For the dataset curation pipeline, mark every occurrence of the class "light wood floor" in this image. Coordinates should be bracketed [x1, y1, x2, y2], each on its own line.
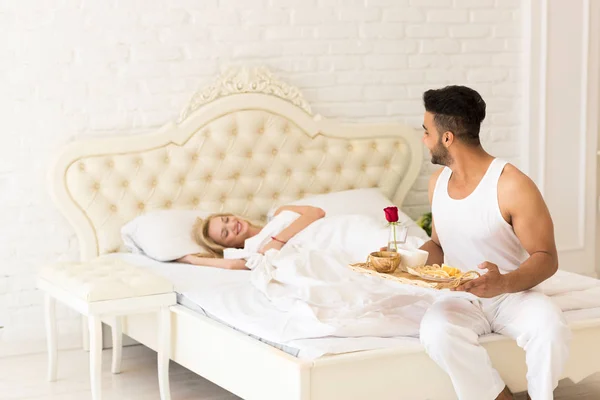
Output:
[1, 345, 599, 400]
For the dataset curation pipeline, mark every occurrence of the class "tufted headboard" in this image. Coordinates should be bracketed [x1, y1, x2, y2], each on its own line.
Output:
[50, 67, 423, 261]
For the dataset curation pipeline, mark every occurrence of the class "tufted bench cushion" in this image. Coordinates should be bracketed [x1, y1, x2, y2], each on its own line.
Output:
[38, 258, 173, 302]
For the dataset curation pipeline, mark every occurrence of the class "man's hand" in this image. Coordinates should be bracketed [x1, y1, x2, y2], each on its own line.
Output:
[452, 262, 508, 298]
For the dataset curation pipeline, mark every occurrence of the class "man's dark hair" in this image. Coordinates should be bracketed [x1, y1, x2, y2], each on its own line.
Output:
[423, 85, 486, 146]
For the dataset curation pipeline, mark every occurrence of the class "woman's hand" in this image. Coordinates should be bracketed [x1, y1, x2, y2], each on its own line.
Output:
[225, 259, 249, 270]
[177, 254, 249, 270]
[259, 239, 284, 255]
[268, 205, 325, 243]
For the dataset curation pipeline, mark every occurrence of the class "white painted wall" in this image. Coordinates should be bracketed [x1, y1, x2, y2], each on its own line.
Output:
[0, 0, 524, 357]
[524, 0, 600, 277]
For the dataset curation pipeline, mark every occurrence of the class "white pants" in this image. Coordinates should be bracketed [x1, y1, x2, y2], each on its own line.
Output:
[420, 291, 571, 400]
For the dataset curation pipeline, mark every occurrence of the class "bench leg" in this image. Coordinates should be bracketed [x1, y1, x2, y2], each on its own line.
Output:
[111, 317, 122, 374]
[82, 316, 90, 351]
[157, 307, 171, 400]
[88, 315, 102, 400]
[44, 294, 57, 382]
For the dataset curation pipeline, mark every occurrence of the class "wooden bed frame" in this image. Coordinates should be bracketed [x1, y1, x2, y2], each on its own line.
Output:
[48, 67, 600, 399]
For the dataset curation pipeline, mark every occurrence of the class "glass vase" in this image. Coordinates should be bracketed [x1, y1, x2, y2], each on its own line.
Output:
[387, 222, 408, 252]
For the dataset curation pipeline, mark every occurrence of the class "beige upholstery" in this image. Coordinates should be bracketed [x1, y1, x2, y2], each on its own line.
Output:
[38, 258, 173, 302]
[50, 67, 423, 260]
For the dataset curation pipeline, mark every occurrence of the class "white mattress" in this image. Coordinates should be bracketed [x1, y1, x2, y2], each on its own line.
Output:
[103, 253, 600, 360]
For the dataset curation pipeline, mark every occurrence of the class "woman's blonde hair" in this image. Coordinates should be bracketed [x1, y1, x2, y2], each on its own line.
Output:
[192, 213, 261, 258]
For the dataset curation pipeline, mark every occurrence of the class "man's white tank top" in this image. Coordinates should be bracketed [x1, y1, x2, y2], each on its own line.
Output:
[432, 158, 528, 273]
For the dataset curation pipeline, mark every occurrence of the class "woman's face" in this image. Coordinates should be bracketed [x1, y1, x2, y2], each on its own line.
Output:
[207, 214, 251, 248]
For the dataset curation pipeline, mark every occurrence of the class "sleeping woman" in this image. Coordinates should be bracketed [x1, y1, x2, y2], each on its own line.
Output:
[177, 205, 326, 270]
[177, 205, 426, 271]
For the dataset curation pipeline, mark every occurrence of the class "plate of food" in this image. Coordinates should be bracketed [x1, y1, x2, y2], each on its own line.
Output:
[406, 264, 478, 283]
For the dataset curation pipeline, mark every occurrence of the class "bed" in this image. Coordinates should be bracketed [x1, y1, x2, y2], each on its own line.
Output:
[48, 66, 600, 400]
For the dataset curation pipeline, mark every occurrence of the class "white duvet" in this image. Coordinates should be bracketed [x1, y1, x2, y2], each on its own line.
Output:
[248, 213, 435, 341]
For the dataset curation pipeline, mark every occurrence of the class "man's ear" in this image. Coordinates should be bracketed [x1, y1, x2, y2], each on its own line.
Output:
[443, 131, 455, 147]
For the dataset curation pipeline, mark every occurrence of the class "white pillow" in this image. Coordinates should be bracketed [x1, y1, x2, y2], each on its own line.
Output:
[267, 188, 429, 240]
[121, 209, 210, 262]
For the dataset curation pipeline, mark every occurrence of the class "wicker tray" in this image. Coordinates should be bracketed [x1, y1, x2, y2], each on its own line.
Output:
[348, 262, 477, 290]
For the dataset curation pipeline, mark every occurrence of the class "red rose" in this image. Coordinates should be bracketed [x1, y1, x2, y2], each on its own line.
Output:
[384, 206, 399, 223]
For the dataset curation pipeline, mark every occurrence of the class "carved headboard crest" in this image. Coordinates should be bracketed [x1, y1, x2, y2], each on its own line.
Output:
[179, 67, 313, 122]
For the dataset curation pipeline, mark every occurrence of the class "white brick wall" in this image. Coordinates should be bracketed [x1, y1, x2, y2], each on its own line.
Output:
[0, 0, 523, 357]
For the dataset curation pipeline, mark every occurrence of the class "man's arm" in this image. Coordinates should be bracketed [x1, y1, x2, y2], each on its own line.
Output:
[455, 165, 558, 297]
[420, 168, 445, 265]
[421, 221, 444, 265]
[500, 166, 558, 292]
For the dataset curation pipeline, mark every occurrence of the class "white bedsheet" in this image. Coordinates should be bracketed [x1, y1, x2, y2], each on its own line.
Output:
[102, 252, 600, 359]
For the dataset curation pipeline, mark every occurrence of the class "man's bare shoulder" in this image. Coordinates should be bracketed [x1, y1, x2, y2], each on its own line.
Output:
[499, 163, 541, 199]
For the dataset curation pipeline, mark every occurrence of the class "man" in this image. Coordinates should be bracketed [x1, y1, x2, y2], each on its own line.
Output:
[417, 86, 570, 400]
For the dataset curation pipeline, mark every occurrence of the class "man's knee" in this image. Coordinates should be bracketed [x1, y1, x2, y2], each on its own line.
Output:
[420, 312, 454, 356]
[521, 298, 571, 345]
[420, 303, 467, 353]
[537, 311, 570, 344]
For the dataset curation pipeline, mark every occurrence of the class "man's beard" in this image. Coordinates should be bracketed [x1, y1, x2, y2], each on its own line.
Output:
[430, 141, 452, 166]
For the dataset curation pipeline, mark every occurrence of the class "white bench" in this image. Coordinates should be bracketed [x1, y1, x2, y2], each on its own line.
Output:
[37, 258, 176, 400]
